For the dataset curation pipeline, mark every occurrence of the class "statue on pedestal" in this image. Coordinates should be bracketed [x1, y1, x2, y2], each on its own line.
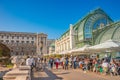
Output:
[11, 56, 19, 68]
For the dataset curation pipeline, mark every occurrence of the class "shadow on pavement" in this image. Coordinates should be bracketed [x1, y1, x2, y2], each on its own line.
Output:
[33, 68, 63, 80]
[55, 72, 70, 75]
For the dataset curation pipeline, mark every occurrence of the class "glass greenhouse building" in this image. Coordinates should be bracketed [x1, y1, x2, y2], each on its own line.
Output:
[55, 8, 120, 58]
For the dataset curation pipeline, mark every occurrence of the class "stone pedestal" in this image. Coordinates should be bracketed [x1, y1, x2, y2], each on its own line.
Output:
[19, 66, 31, 71]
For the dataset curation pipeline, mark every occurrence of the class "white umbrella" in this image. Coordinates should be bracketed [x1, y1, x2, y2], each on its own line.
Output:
[89, 39, 120, 52]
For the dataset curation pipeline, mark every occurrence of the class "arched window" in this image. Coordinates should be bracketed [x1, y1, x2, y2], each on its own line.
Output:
[84, 13, 109, 40]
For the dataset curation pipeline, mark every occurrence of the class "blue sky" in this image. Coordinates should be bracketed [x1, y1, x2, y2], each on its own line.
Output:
[0, 0, 120, 39]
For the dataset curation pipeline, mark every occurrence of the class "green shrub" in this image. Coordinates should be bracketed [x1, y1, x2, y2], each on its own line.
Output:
[7, 64, 13, 68]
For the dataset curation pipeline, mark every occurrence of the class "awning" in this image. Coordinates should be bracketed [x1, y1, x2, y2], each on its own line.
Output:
[71, 45, 90, 54]
[89, 39, 120, 52]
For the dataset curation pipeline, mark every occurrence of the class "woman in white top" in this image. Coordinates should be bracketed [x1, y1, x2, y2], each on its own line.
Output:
[102, 60, 109, 75]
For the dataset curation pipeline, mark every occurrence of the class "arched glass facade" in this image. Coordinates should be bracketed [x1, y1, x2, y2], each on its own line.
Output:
[84, 13, 111, 40]
[93, 18, 107, 29]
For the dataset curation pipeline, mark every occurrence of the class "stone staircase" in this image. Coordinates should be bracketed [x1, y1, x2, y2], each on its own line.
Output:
[3, 66, 31, 80]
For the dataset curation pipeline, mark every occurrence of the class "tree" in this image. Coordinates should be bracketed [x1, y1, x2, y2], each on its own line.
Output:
[0, 43, 10, 65]
[0, 43, 10, 57]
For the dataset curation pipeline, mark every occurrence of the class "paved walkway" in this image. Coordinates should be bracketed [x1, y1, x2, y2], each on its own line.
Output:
[0, 67, 11, 78]
[32, 68, 120, 80]
[32, 69, 63, 80]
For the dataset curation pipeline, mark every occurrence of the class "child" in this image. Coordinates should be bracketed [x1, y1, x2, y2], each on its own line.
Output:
[99, 66, 103, 74]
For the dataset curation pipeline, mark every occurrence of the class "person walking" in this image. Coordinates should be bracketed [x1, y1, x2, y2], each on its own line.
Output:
[73, 56, 77, 69]
[69, 56, 73, 68]
[55, 58, 59, 69]
[60, 57, 65, 69]
[102, 59, 109, 75]
[26, 56, 32, 66]
[49, 58, 54, 69]
[65, 57, 69, 70]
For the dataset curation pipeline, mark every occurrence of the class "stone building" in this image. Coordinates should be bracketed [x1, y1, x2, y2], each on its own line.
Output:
[0, 31, 47, 56]
[55, 8, 120, 57]
[47, 39, 55, 54]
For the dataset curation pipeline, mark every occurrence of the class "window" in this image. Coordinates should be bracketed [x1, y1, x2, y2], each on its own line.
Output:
[22, 41, 24, 43]
[1, 35, 4, 38]
[12, 36, 14, 39]
[7, 36, 9, 39]
[17, 36, 19, 39]
[27, 37, 29, 39]
[22, 36, 24, 39]
[0, 40, 3, 42]
[6, 40, 9, 43]
[26, 41, 29, 43]
[11, 40, 14, 43]
[16, 41, 19, 43]
[93, 18, 107, 30]
[32, 37, 34, 40]
[31, 41, 34, 44]
[84, 14, 108, 40]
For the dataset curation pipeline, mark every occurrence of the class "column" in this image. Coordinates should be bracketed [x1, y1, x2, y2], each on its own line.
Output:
[66, 41, 68, 50]
[69, 24, 75, 49]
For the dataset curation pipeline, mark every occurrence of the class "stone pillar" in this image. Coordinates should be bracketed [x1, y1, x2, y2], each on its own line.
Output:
[59, 44, 60, 53]
[42, 37, 47, 54]
[69, 24, 75, 49]
[61, 44, 63, 51]
[61, 44, 62, 52]
[65, 42, 67, 50]
[64, 42, 66, 50]
[36, 33, 39, 55]
[55, 41, 57, 53]
[63, 42, 65, 51]
[66, 42, 68, 50]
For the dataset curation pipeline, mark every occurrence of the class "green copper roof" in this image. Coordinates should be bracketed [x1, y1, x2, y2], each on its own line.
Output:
[49, 43, 55, 47]
[73, 8, 113, 30]
[60, 29, 69, 39]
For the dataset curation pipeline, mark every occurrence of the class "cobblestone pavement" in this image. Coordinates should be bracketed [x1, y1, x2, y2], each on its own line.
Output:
[32, 67, 120, 80]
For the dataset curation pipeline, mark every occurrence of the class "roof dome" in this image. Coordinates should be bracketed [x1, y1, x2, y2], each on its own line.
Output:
[49, 43, 55, 48]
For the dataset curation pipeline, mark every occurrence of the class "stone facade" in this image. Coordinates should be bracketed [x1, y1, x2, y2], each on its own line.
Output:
[0, 31, 47, 56]
[55, 25, 71, 54]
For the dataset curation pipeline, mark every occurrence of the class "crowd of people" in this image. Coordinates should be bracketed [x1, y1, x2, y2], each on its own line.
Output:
[24, 55, 120, 76]
[47, 56, 120, 76]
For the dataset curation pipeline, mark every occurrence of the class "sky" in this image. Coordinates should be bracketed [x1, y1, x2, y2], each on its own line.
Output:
[0, 0, 120, 39]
